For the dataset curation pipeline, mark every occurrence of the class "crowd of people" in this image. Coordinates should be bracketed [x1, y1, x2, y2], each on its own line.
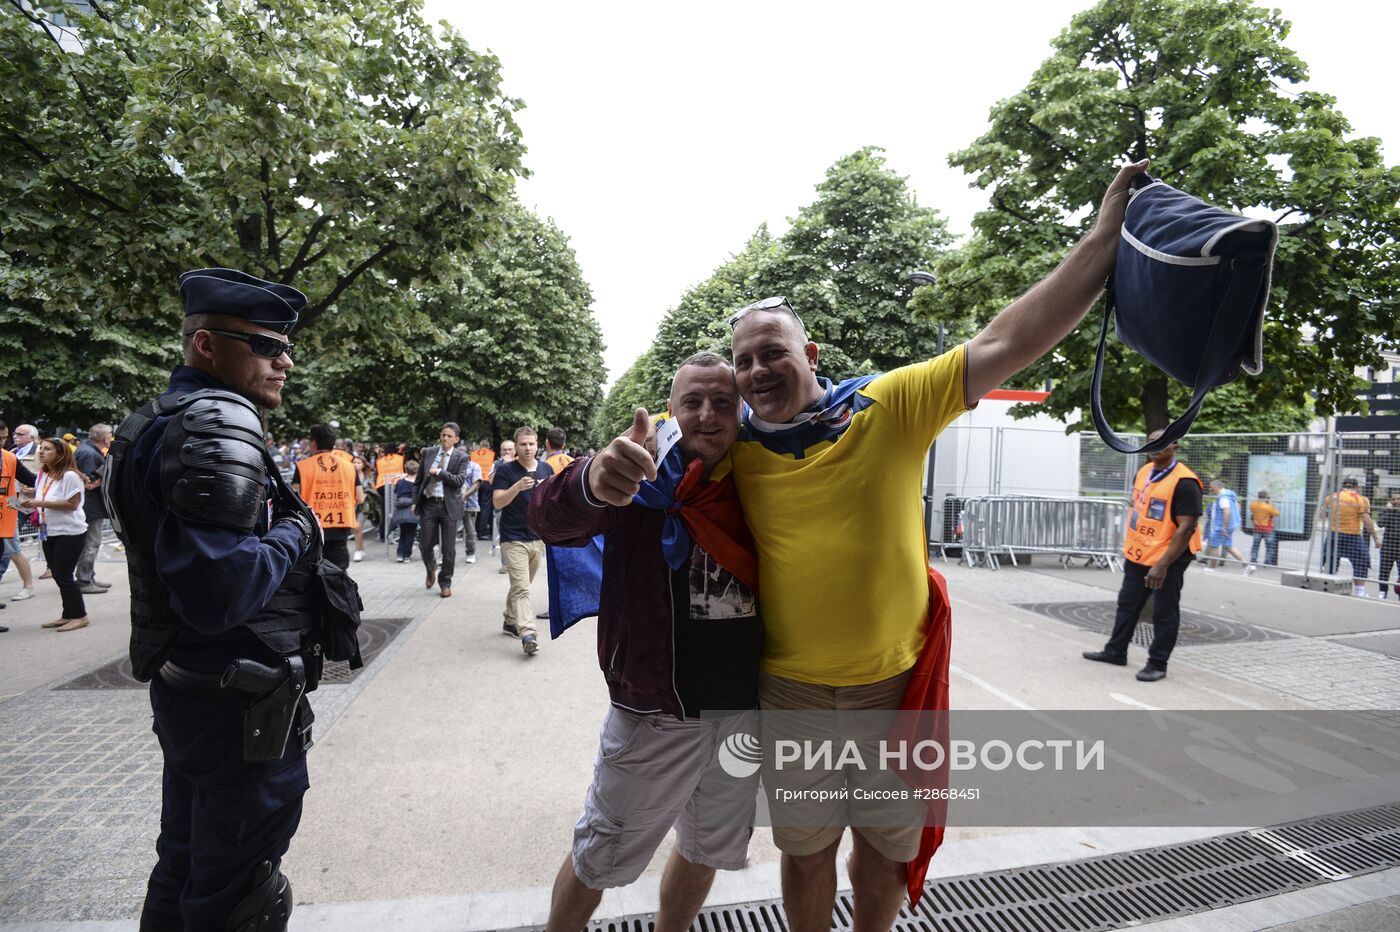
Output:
[0, 411, 597, 637]
[0, 420, 114, 633]
[3, 161, 1395, 932]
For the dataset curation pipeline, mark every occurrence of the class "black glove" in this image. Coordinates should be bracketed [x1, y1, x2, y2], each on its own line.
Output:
[271, 499, 317, 553]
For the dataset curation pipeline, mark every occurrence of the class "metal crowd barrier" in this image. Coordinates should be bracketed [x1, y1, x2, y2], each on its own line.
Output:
[959, 495, 1130, 571]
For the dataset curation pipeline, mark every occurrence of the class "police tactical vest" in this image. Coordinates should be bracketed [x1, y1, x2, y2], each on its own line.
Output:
[106, 388, 318, 681]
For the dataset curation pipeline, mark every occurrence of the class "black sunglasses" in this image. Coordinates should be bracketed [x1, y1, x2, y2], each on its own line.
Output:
[186, 328, 293, 359]
[728, 295, 806, 332]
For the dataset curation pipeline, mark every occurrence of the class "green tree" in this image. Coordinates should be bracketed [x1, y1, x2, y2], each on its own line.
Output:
[0, 0, 525, 428]
[933, 0, 1399, 435]
[272, 205, 605, 447]
[596, 349, 664, 442]
[604, 147, 958, 427]
[774, 148, 957, 376]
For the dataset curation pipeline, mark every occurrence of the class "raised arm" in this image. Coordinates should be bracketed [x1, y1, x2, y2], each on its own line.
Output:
[965, 159, 1148, 403]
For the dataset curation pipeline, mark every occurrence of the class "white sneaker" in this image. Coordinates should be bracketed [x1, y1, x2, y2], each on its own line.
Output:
[1243, 565, 1257, 576]
[1202, 568, 1216, 574]
[1353, 587, 1368, 598]
[465, 554, 476, 564]
[10, 588, 33, 601]
[352, 550, 364, 563]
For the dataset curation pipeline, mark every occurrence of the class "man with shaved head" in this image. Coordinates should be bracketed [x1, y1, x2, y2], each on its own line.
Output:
[591, 159, 1150, 928]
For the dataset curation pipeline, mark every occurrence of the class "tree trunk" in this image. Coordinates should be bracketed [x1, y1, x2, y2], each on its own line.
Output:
[439, 397, 462, 431]
[1141, 377, 1170, 435]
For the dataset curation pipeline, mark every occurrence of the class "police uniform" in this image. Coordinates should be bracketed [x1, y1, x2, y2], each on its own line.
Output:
[105, 269, 322, 932]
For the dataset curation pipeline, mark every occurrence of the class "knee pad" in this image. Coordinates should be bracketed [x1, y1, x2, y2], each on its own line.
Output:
[227, 860, 293, 932]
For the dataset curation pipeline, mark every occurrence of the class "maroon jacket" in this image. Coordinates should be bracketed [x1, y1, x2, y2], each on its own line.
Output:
[528, 457, 698, 718]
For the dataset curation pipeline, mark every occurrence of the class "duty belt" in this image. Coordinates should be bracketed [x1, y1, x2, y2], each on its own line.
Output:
[158, 657, 313, 763]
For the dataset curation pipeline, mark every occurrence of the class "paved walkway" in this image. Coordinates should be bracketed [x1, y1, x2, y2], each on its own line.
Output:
[1, 541, 1397, 929]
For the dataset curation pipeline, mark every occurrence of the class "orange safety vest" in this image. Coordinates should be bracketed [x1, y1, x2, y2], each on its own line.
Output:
[0, 449, 17, 538]
[544, 451, 575, 475]
[470, 447, 496, 481]
[296, 451, 358, 529]
[1124, 460, 1203, 567]
[375, 453, 404, 489]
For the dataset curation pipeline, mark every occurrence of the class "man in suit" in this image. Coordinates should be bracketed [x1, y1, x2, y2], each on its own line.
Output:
[413, 421, 471, 598]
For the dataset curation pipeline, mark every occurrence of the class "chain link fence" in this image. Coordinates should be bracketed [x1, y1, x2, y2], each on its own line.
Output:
[929, 427, 1400, 587]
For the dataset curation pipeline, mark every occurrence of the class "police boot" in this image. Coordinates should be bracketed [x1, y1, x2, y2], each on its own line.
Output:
[227, 859, 293, 932]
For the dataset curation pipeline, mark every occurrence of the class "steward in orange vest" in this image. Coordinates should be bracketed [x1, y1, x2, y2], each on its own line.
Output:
[0, 447, 32, 541]
[374, 452, 404, 490]
[469, 442, 495, 483]
[293, 424, 361, 570]
[1123, 460, 1203, 568]
[542, 427, 574, 475]
[1083, 432, 1203, 682]
[0, 448, 41, 619]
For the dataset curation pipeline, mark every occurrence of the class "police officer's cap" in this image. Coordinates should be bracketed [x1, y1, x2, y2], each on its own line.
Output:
[179, 268, 307, 336]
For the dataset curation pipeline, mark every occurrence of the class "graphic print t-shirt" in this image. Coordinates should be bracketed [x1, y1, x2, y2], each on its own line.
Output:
[673, 544, 761, 717]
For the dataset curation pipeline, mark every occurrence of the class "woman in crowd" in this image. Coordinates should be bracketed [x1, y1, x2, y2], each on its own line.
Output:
[390, 460, 420, 562]
[20, 438, 90, 631]
[350, 452, 371, 562]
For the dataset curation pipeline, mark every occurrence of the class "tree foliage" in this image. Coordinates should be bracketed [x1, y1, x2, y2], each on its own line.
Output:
[0, 0, 528, 430]
[930, 0, 1399, 435]
[273, 205, 605, 448]
[600, 148, 957, 438]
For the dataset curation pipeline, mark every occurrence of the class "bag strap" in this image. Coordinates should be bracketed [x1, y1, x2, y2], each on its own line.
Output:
[1091, 254, 1266, 454]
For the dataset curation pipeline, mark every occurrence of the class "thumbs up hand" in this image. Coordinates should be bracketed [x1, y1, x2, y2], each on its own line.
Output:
[588, 407, 660, 507]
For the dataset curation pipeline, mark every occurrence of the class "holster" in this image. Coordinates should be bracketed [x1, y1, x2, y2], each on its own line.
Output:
[223, 656, 310, 763]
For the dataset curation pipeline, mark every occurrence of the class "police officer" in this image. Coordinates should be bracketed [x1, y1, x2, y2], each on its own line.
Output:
[105, 268, 322, 932]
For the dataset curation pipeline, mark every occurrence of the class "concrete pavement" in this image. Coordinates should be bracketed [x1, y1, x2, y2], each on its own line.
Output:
[1, 539, 1397, 930]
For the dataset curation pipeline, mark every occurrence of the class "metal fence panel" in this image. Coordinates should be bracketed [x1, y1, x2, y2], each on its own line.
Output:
[960, 496, 1130, 570]
[936, 428, 1400, 590]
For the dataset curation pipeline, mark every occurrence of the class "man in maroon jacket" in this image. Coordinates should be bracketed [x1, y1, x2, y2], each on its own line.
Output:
[530, 352, 761, 932]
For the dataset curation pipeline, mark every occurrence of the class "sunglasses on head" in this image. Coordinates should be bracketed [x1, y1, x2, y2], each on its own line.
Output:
[186, 328, 293, 359]
[728, 295, 806, 331]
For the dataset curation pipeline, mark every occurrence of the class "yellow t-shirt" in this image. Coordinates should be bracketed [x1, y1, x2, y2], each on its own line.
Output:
[1249, 500, 1280, 531]
[1329, 490, 1369, 534]
[731, 345, 969, 686]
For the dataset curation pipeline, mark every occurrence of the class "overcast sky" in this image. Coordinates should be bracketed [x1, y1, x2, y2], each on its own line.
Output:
[422, 0, 1398, 387]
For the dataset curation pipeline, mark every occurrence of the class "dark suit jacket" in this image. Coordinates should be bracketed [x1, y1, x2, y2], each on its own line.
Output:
[413, 445, 470, 518]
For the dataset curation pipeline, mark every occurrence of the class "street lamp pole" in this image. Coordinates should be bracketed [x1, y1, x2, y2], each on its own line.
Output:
[907, 271, 945, 549]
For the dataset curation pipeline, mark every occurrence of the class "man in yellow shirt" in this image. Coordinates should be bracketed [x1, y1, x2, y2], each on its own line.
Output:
[589, 159, 1149, 930]
[1324, 477, 1380, 597]
[1245, 490, 1281, 572]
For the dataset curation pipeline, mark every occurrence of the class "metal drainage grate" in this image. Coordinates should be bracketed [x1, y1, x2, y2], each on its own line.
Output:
[54, 617, 410, 689]
[542, 803, 1400, 932]
[1014, 601, 1286, 647]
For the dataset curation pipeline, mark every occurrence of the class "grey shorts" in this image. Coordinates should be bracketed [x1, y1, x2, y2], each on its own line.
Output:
[572, 707, 759, 890]
[1, 537, 19, 558]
